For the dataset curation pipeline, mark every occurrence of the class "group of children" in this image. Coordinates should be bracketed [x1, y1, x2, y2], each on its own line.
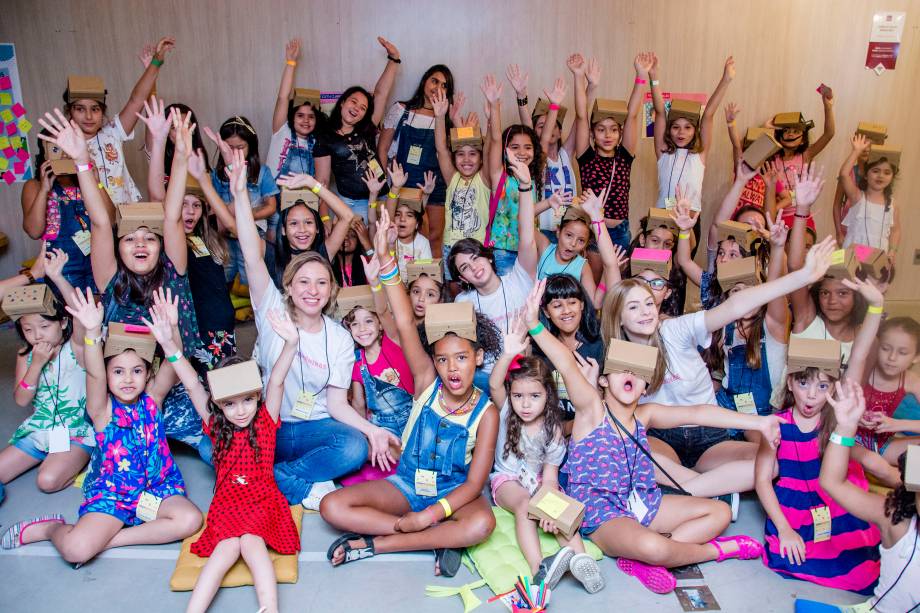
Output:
[0, 34, 917, 613]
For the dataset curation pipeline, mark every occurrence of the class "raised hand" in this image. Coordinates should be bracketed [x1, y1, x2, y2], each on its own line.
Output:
[850, 134, 871, 154]
[841, 277, 884, 309]
[142, 297, 176, 349]
[29, 242, 48, 280]
[377, 36, 400, 61]
[480, 74, 503, 105]
[801, 236, 836, 284]
[138, 43, 156, 68]
[449, 91, 466, 123]
[362, 167, 387, 194]
[523, 278, 547, 329]
[37, 109, 89, 163]
[203, 126, 232, 165]
[825, 379, 866, 433]
[373, 208, 393, 257]
[724, 102, 740, 124]
[736, 158, 760, 182]
[669, 197, 698, 232]
[430, 89, 450, 118]
[505, 64, 529, 96]
[544, 77, 566, 106]
[574, 352, 600, 387]
[503, 315, 531, 357]
[388, 160, 407, 189]
[611, 243, 629, 270]
[187, 148, 207, 180]
[277, 172, 318, 191]
[762, 160, 780, 187]
[43, 247, 69, 281]
[765, 210, 789, 247]
[152, 286, 179, 328]
[226, 148, 249, 195]
[171, 110, 196, 159]
[352, 217, 373, 250]
[418, 170, 437, 196]
[136, 96, 174, 143]
[267, 308, 299, 344]
[566, 53, 586, 76]
[285, 38, 302, 62]
[153, 37, 176, 63]
[722, 56, 736, 82]
[789, 163, 826, 208]
[585, 57, 601, 87]
[65, 287, 103, 331]
[634, 52, 654, 77]
[648, 52, 659, 78]
[361, 254, 381, 285]
[580, 188, 605, 221]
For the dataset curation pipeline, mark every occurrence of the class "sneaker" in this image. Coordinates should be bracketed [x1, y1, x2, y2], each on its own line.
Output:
[569, 552, 605, 593]
[713, 492, 740, 522]
[302, 480, 337, 511]
[532, 546, 575, 590]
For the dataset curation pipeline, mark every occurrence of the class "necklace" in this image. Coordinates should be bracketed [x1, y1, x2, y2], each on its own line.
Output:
[437, 386, 478, 417]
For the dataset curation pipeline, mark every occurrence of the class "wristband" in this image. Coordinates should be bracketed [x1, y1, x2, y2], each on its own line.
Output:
[528, 322, 545, 336]
[83, 335, 102, 346]
[548, 103, 560, 111]
[370, 283, 382, 293]
[727, 120, 736, 127]
[829, 432, 855, 447]
[516, 96, 529, 107]
[150, 58, 163, 68]
[18, 379, 36, 391]
[387, 55, 401, 64]
[285, 60, 297, 67]
[381, 276, 403, 286]
[369, 200, 378, 209]
[387, 191, 399, 200]
[867, 305, 884, 315]
[794, 213, 809, 219]
[21, 269, 35, 284]
[226, 163, 233, 172]
[678, 232, 690, 240]
[365, 248, 375, 257]
[165, 350, 183, 364]
[598, 282, 607, 293]
[310, 183, 322, 194]
[320, 215, 331, 222]
[517, 184, 532, 193]
[635, 77, 647, 85]
[76, 162, 93, 173]
[97, 182, 105, 190]
[437, 498, 452, 518]
[651, 79, 660, 87]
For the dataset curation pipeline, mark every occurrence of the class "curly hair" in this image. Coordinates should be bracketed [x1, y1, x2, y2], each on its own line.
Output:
[857, 157, 899, 209]
[502, 357, 563, 461]
[416, 312, 502, 364]
[206, 355, 263, 473]
[885, 451, 918, 525]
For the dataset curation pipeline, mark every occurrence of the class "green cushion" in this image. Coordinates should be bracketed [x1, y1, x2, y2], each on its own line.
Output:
[464, 506, 603, 596]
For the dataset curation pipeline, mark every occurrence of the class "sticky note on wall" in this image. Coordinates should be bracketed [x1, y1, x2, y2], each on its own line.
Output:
[0, 109, 13, 123]
[0, 93, 10, 105]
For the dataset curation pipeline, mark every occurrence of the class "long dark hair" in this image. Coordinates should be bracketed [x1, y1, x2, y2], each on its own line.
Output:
[326, 86, 377, 143]
[502, 357, 563, 461]
[215, 116, 260, 185]
[810, 278, 868, 329]
[206, 355, 262, 470]
[274, 203, 327, 274]
[885, 451, 918, 525]
[857, 157, 898, 209]
[112, 229, 167, 310]
[702, 304, 768, 374]
[538, 274, 600, 344]
[447, 238, 496, 292]
[165, 104, 210, 172]
[501, 125, 544, 196]
[332, 233, 368, 287]
[401, 65, 455, 111]
[15, 300, 74, 356]
[287, 100, 327, 137]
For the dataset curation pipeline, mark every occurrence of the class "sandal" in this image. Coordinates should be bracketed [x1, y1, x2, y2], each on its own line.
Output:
[1, 514, 64, 550]
[616, 557, 676, 594]
[326, 532, 376, 565]
[709, 534, 764, 562]
[435, 547, 464, 578]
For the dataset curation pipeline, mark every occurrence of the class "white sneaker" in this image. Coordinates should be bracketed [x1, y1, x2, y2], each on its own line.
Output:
[569, 553, 605, 593]
[301, 480, 337, 511]
[713, 492, 740, 522]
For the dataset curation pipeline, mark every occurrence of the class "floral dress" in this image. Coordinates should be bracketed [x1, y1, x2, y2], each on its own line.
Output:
[80, 393, 186, 525]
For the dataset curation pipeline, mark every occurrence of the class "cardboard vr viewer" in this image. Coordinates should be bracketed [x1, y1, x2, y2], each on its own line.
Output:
[527, 486, 585, 540]
[826, 248, 858, 281]
[43, 141, 77, 176]
[280, 187, 319, 212]
[630, 247, 671, 279]
[2, 284, 58, 321]
[397, 188, 424, 213]
[856, 121, 887, 145]
[717, 256, 761, 288]
[450, 126, 483, 151]
[104, 322, 157, 363]
[717, 220, 759, 253]
[786, 337, 842, 377]
[668, 99, 702, 124]
[406, 258, 442, 284]
[647, 207, 679, 235]
[66, 75, 106, 103]
[425, 302, 476, 344]
[867, 145, 901, 170]
[603, 339, 659, 383]
[207, 360, 264, 403]
[291, 87, 321, 110]
[116, 202, 165, 237]
[591, 98, 628, 126]
[742, 132, 781, 171]
[334, 285, 375, 320]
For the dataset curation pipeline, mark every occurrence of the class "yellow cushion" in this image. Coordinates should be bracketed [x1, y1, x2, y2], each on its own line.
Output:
[169, 506, 303, 591]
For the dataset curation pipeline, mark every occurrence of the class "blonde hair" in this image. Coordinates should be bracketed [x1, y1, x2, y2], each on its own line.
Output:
[281, 251, 339, 317]
[600, 279, 669, 393]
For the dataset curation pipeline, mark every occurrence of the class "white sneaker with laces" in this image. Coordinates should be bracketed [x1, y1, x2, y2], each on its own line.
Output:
[302, 480, 337, 511]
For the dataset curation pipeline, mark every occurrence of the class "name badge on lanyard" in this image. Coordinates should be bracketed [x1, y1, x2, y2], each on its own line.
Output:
[414, 468, 438, 497]
[48, 425, 71, 453]
[734, 393, 758, 415]
[72, 230, 92, 256]
[291, 390, 315, 421]
[628, 490, 649, 523]
[407, 145, 423, 166]
[811, 505, 832, 542]
[136, 491, 163, 523]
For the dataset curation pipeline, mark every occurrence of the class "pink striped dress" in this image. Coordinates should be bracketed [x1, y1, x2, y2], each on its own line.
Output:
[763, 410, 881, 595]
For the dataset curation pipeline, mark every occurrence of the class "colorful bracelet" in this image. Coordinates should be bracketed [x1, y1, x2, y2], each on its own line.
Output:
[286, 60, 297, 67]
[83, 335, 102, 346]
[150, 58, 164, 68]
[97, 182, 105, 190]
[678, 232, 690, 240]
[310, 183, 322, 194]
[635, 77, 647, 85]
[369, 200, 378, 209]
[320, 215, 331, 222]
[597, 282, 607, 293]
[18, 379, 35, 391]
[516, 96, 529, 107]
[528, 322, 545, 336]
[548, 103, 560, 111]
[381, 276, 403, 286]
[166, 351, 183, 363]
[379, 266, 401, 282]
[387, 55, 401, 64]
[370, 283, 382, 293]
[867, 305, 884, 315]
[76, 162, 93, 173]
[829, 432, 855, 447]
[517, 184, 532, 193]
[387, 191, 399, 200]
[437, 498, 452, 518]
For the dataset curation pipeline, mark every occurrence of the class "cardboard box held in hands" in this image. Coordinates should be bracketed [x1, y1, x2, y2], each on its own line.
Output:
[450, 126, 483, 151]
[66, 75, 106, 103]
[532, 98, 567, 126]
[630, 248, 671, 279]
[406, 258, 442, 284]
[743, 127, 772, 149]
[668, 99, 702, 124]
[291, 87, 321, 109]
[717, 256, 761, 288]
[591, 98, 628, 126]
[717, 220, 759, 252]
[786, 337, 842, 377]
[43, 141, 77, 175]
[104, 322, 157, 362]
[280, 188, 319, 212]
[826, 248, 858, 281]
[603, 339, 659, 383]
[867, 146, 901, 170]
[2, 285, 57, 320]
[397, 188, 424, 213]
[856, 121, 887, 145]
[425, 302, 476, 344]
[527, 486, 585, 540]
[206, 360, 264, 403]
[853, 244, 888, 279]
[647, 208, 679, 235]
[905, 445, 920, 493]
[742, 133, 781, 171]
[116, 202, 165, 237]
[334, 285, 374, 320]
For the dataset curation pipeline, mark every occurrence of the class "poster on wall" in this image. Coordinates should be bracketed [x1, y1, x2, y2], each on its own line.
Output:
[0, 43, 32, 184]
[865, 11, 905, 73]
[643, 92, 708, 138]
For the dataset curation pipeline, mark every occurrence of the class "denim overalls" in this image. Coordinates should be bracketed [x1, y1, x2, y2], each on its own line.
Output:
[356, 348, 413, 437]
[45, 184, 96, 292]
[278, 128, 316, 177]
[387, 381, 490, 511]
[715, 322, 774, 419]
[394, 108, 446, 203]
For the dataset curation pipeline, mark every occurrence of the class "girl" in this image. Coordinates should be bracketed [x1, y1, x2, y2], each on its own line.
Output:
[525, 279, 778, 594]
[755, 281, 892, 594]
[386, 163, 434, 280]
[320, 212, 502, 577]
[488, 330, 603, 593]
[629, 213, 687, 318]
[228, 149, 398, 511]
[332, 218, 373, 288]
[379, 63, 456, 252]
[652, 56, 734, 212]
[857, 317, 920, 464]
[149, 305, 300, 613]
[408, 275, 445, 324]
[0, 250, 93, 500]
[267, 39, 325, 180]
[601, 235, 837, 498]
[143, 98, 211, 200]
[817, 380, 920, 612]
[314, 37, 401, 223]
[38, 110, 208, 459]
[839, 134, 899, 259]
[204, 116, 279, 286]
[1, 288, 202, 564]
[833, 128, 871, 244]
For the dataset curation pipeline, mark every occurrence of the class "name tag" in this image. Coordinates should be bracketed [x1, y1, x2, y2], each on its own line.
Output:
[664, 196, 677, 210]
[48, 425, 71, 454]
[72, 230, 92, 256]
[290, 391, 315, 421]
[188, 235, 210, 257]
[517, 466, 540, 496]
[628, 490, 649, 523]
[811, 505, 831, 542]
[414, 468, 438, 497]
[136, 491, 163, 523]
[406, 145, 423, 166]
[734, 392, 758, 415]
[368, 158, 385, 180]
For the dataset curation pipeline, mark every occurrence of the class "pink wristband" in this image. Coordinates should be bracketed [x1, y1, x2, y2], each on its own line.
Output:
[19, 379, 35, 391]
[635, 77, 647, 85]
[548, 103, 560, 111]
[598, 282, 607, 293]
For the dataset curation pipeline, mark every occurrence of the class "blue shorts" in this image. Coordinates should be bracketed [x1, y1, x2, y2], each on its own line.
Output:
[386, 471, 460, 513]
[13, 433, 94, 461]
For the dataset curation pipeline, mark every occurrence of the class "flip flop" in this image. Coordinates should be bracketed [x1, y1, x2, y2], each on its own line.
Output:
[1, 514, 64, 550]
[435, 547, 464, 577]
[326, 532, 376, 566]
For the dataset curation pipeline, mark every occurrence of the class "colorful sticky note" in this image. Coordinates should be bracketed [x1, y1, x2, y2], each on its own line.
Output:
[0, 136, 8, 149]
[0, 76, 11, 89]
[0, 109, 13, 123]
[536, 491, 569, 519]
[16, 148, 28, 161]
[10, 103, 25, 117]
[2, 170, 14, 184]
[0, 93, 10, 105]
[2, 146, 13, 158]
[13, 161, 24, 174]
[10, 136, 20, 148]
[17, 118, 30, 133]
[4, 123, 16, 136]
[0, 157, 7, 170]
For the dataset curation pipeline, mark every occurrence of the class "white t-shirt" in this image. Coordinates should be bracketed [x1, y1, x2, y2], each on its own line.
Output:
[656, 149, 704, 210]
[641, 310, 716, 407]
[491, 401, 566, 488]
[383, 103, 437, 158]
[872, 515, 920, 612]
[266, 125, 314, 179]
[395, 232, 433, 282]
[539, 149, 576, 231]
[86, 115, 141, 205]
[456, 259, 534, 344]
[254, 284, 355, 422]
[842, 192, 894, 252]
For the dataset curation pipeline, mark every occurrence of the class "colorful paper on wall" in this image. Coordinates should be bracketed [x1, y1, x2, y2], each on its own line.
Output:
[0, 43, 32, 183]
[643, 92, 708, 138]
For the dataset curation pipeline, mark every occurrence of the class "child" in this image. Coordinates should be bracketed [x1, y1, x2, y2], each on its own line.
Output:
[332, 218, 373, 288]
[839, 134, 899, 258]
[832, 127, 871, 244]
[1, 288, 202, 564]
[141, 98, 211, 199]
[149, 304, 300, 613]
[319, 213, 502, 577]
[525, 279, 777, 594]
[489, 328, 603, 593]
[408, 274, 445, 325]
[857, 317, 920, 464]
[386, 163, 434, 281]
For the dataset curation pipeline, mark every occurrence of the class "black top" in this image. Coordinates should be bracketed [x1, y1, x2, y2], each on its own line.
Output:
[187, 245, 235, 338]
[313, 130, 376, 200]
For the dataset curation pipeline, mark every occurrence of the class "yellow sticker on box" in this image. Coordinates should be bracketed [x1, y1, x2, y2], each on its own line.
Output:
[456, 126, 475, 139]
[830, 249, 845, 265]
[536, 491, 568, 520]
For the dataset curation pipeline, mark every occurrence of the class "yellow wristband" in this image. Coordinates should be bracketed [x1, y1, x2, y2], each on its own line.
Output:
[438, 498, 452, 518]
[369, 200, 378, 209]
[310, 184, 322, 194]
[320, 215, 331, 222]
[83, 335, 102, 346]
[286, 60, 297, 67]
[387, 191, 399, 200]
[370, 283, 382, 292]
[727, 121, 736, 127]
[867, 305, 884, 315]
[678, 232, 690, 240]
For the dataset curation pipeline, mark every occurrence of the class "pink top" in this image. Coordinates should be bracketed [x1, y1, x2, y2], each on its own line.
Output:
[351, 334, 415, 395]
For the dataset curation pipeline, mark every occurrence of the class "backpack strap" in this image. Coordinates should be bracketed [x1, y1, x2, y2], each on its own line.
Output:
[483, 171, 507, 248]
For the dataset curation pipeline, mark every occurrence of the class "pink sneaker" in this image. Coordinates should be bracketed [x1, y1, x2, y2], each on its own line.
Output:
[709, 535, 764, 562]
[616, 557, 676, 594]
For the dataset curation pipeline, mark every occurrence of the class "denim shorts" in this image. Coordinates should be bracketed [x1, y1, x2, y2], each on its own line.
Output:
[14, 432, 94, 461]
[492, 248, 517, 277]
[607, 219, 631, 252]
[647, 425, 737, 468]
[441, 243, 454, 281]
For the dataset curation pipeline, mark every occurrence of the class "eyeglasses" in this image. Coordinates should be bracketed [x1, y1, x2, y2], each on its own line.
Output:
[638, 277, 669, 291]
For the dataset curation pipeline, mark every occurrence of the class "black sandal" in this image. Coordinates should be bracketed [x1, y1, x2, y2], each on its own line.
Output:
[327, 532, 376, 566]
[435, 547, 463, 577]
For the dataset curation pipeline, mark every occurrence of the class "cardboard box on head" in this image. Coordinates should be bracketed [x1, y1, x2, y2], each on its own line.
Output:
[630, 248, 671, 279]
[449, 126, 483, 151]
[527, 486, 585, 540]
[742, 133, 781, 171]
[603, 339, 659, 384]
[397, 188, 424, 213]
[43, 141, 77, 175]
[206, 360, 264, 403]
[66, 75, 106, 103]
[2, 285, 57, 321]
[280, 188, 319, 212]
[786, 337, 842, 377]
[104, 322, 157, 363]
[743, 127, 771, 149]
[717, 256, 761, 288]
[406, 259, 442, 284]
[856, 121, 888, 145]
[532, 98, 567, 126]
[826, 248, 858, 281]
[668, 99, 702, 125]
[291, 87, 321, 110]
[116, 202, 165, 237]
[591, 98, 628, 126]
[647, 207, 679, 235]
[717, 220, 759, 252]
[853, 244, 888, 279]
[905, 445, 920, 493]
[425, 302, 476, 344]
[867, 146, 901, 170]
[773, 112, 810, 130]
[333, 285, 374, 320]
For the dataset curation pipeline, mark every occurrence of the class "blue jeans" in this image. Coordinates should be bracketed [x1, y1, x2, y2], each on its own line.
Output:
[274, 418, 368, 503]
[607, 219, 631, 252]
[339, 195, 369, 223]
[492, 248, 517, 277]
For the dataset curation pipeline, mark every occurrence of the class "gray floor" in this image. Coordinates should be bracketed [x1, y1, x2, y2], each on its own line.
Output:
[0, 322, 867, 612]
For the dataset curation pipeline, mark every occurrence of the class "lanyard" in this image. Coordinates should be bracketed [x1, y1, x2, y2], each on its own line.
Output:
[39, 349, 63, 427]
[476, 279, 509, 334]
[297, 319, 331, 396]
[666, 149, 689, 199]
[608, 408, 639, 508]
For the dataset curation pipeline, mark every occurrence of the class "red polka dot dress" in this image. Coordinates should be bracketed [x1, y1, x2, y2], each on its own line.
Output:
[191, 406, 300, 556]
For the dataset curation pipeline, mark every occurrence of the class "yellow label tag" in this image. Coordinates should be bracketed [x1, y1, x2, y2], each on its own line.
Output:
[136, 491, 163, 523]
[290, 390, 315, 420]
[72, 230, 92, 256]
[414, 468, 438, 497]
[811, 505, 832, 543]
[456, 126, 475, 139]
[734, 392, 757, 415]
[536, 491, 569, 520]
[407, 145, 423, 166]
[414, 258, 433, 265]
[368, 158, 384, 179]
[830, 249, 845, 265]
[188, 235, 210, 258]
